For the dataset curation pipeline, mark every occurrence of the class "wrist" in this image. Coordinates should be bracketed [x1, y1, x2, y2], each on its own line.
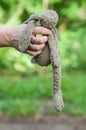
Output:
[0, 26, 11, 47]
[9, 24, 27, 50]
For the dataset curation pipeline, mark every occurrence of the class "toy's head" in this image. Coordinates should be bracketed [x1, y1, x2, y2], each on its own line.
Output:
[29, 10, 58, 29]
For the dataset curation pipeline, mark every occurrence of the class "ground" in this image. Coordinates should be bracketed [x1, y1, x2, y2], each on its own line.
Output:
[0, 113, 86, 130]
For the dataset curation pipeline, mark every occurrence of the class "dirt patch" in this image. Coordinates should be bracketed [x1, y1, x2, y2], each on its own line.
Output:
[0, 113, 86, 130]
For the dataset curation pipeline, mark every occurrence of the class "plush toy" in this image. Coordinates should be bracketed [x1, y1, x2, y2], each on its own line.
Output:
[19, 10, 64, 111]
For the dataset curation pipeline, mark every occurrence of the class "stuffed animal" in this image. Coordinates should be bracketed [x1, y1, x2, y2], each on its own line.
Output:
[19, 10, 64, 111]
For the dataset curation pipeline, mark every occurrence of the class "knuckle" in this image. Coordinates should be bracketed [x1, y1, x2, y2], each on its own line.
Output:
[40, 38, 43, 44]
[33, 53, 36, 56]
[31, 52, 36, 56]
[35, 45, 39, 51]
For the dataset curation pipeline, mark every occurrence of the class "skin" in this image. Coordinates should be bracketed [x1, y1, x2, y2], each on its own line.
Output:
[0, 24, 51, 56]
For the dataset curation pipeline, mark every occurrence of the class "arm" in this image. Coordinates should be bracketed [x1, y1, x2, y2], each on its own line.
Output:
[0, 26, 11, 47]
[0, 24, 51, 56]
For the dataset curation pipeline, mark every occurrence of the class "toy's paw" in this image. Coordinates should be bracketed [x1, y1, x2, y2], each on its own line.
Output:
[54, 92, 64, 111]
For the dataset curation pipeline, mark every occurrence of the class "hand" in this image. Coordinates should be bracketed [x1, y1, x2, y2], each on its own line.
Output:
[26, 26, 51, 56]
[9, 24, 51, 56]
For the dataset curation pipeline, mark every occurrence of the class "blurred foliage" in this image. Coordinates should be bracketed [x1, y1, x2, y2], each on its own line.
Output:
[0, 0, 86, 116]
[0, 0, 86, 73]
[60, 28, 86, 71]
[0, 72, 86, 116]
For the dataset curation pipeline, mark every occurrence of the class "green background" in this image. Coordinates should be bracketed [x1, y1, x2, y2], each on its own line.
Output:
[0, 0, 86, 116]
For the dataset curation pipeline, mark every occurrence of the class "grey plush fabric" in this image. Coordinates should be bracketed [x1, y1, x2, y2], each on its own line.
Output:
[19, 10, 64, 111]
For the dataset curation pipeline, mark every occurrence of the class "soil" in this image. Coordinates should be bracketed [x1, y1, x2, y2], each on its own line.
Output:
[0, 113, 86, 130]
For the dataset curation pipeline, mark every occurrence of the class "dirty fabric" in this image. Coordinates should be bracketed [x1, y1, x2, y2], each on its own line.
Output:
[19, 10, 64, 111]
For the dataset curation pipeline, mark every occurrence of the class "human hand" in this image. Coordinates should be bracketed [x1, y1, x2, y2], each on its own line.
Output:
[9, 24, 51, 56]
[26, 26, 51, 56]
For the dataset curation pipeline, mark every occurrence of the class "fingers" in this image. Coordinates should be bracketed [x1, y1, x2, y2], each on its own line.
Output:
[26, 43, 45, 56]
[25, 26, 51, 57]
[33, 26, 51, 35]
[26, 50, 42, 56]
[31, 35, 48, 44]
[28, 43, 45, 51]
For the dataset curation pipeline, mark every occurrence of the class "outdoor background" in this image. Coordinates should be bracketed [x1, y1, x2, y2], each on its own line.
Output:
[0, 0, 86, 117]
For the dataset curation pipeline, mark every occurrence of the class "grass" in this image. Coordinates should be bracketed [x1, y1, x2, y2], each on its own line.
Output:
[0, 71, 86, 116]
[62, 72, 86, 116]
[0, 73, 52, 100]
